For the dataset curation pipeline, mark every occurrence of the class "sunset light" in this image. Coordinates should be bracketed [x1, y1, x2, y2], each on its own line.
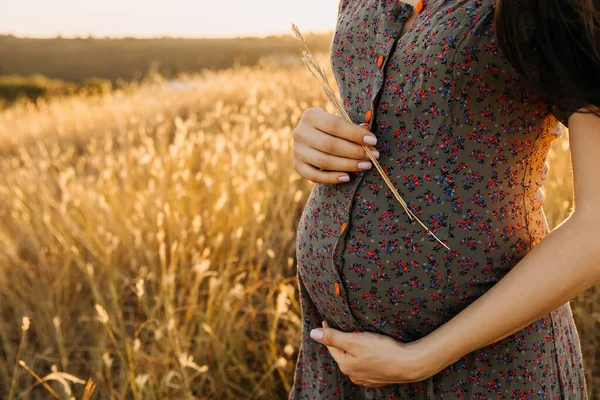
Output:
[2, 0, 597, 398]
[2, 0, 339, 38]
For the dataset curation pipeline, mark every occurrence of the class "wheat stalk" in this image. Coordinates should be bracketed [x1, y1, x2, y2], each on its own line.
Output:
[291, 24, 450, 251]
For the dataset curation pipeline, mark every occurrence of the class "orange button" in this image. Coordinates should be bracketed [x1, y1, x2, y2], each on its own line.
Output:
[365, 109, 373, 123]
[377, 55, 384, 69]
[341, 222, 347, 233]
[415, 0, 424, 13]
[334, 282, 341, 296]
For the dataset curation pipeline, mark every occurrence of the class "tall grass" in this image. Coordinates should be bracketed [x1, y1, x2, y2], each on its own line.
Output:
[0, 59, 597, 399]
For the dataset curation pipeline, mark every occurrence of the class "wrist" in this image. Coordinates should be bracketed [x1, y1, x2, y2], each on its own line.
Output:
[391, 335, 446, 381]
[407, 330, 461, 379]
[432, 323, 474, 373]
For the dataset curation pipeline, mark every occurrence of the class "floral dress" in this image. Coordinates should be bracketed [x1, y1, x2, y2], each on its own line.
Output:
[290, 0, 589, 398]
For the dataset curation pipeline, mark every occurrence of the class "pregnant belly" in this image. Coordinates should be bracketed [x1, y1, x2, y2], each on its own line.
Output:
[339, 226, 454, 342]
[295, 180, 456, 341]
[331, 167, 454, 340]
[340, 208, 539, 342]
[296, 176, 534, 342]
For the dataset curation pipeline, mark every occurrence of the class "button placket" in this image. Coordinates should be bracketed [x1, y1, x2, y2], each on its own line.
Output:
[329, 182, 368, 331]
[324, 3, 412, 332]
[366, 25, 403, 134]
[329, 20, 420, 330]
[329, 233, 357, 330]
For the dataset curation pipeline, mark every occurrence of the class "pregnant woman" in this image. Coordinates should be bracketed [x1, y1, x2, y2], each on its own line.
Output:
[290, 0, 600, 398]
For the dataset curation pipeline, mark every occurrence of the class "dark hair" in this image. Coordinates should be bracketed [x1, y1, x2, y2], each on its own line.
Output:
[495, 0, 600, 122]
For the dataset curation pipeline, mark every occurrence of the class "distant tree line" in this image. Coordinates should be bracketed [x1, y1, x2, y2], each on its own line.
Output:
[0, 34, 333, 84]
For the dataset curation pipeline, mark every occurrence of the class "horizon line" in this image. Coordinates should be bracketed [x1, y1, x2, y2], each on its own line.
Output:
[0, 29, 335, 41]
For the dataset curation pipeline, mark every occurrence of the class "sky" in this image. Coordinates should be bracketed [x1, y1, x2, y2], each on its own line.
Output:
[1, 0, 339, 38]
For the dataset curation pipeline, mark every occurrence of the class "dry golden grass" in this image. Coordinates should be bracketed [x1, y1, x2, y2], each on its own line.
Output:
[0, 59, 597, 399]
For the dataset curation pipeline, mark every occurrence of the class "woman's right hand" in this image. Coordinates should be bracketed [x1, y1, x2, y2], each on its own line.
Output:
[292, 107, 380, 184]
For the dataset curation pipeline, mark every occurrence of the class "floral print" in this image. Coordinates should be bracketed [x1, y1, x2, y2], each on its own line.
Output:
[290, 0, 588, 398]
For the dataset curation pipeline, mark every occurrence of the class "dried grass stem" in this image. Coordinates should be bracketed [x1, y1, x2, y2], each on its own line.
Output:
[291, 24, 450, 250]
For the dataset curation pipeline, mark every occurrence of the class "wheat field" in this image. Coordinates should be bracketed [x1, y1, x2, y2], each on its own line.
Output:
[0, 59, 597, 399]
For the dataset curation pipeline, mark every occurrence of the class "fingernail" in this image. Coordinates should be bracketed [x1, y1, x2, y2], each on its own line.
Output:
[310, 329, 324, 340]
[363, 135, 377, 145]
[358, 161, 372, 170]
[366, 150, 380, 159]
[338, 175, 350, 182]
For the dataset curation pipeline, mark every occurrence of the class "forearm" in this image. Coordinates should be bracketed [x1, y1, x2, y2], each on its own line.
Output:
[421, 211, 600, 373]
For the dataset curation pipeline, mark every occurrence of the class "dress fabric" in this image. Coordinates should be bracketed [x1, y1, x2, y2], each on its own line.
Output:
[290, 0, 588, 399]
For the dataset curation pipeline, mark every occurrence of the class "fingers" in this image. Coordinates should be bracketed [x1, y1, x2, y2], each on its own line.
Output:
[293, 159, 352, 184]
[293, 128, 379, 184]
[358, 124, 380, 161]
[309, 322, 355, 356]
[300, 123, 378, 161]
[293, 108, 381, 184]
[318, 321, 352, 366]
[321, 322, 353, 352]
[303, 107, 378, 147]
[301, 144, 375, 172]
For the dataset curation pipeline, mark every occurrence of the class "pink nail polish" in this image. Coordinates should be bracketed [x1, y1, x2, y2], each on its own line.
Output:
[358, 161, 372, 170]
[363, 135, 377, 145]
[338, 175, 350, 182]
[310, 329, 324, 340]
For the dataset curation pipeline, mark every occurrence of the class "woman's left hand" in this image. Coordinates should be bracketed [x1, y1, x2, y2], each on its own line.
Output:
[310, 321, 442, 387]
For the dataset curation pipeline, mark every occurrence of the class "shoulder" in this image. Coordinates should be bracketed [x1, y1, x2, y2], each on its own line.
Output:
[550, 103, 598, 129]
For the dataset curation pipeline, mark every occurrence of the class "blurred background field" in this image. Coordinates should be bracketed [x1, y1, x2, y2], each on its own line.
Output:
[0, 34, 331, 108]
[0, 23, 598, 400]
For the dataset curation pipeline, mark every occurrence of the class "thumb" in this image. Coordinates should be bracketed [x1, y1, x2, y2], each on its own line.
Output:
[310, 324, 352, 351]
